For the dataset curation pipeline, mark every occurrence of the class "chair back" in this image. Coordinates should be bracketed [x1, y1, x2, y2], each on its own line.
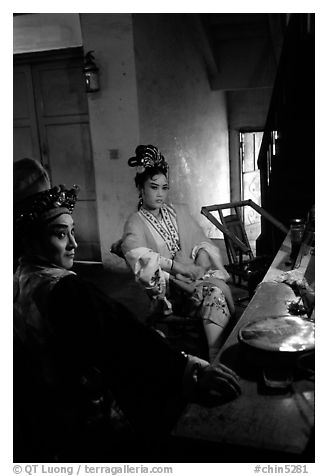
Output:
[201, 200, 288, 297]
[217, 208, 254, 268]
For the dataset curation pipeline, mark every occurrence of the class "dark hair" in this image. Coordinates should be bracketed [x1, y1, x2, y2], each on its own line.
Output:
[128, 144, 169, 210]
[134, 166, 169, 190]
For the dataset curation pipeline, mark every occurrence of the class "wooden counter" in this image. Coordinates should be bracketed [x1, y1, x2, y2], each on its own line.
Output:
[173, 232, 315, 461]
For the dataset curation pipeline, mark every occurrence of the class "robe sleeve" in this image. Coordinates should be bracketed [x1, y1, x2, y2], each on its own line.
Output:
[47, 274, 188, 434]
[191, 241, 230, 281]
[121, 213, 172, 300]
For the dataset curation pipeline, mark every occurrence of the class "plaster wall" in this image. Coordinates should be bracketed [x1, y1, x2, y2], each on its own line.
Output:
[132, 14, 230, 238]
[13, 13, 82, 53]
[79, 14, 140, 263]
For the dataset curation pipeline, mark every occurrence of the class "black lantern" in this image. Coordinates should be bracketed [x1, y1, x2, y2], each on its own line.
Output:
[83, 51, 100, 93]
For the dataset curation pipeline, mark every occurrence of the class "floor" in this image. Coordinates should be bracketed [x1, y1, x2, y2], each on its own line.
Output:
[73, 261, 250, 360]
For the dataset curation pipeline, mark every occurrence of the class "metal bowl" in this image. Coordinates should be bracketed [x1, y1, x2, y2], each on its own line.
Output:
[238, 315, 315, 353]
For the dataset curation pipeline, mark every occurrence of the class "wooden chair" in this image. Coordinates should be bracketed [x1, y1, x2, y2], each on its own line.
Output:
[201, 200, 288, 301]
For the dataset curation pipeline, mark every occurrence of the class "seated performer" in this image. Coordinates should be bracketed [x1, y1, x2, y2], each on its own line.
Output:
[122, 145, 235, 362]
[13, 158, 241, 462]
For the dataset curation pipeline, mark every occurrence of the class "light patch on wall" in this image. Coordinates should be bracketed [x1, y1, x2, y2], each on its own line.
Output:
[178, 154, 191, 176]
[169, 141, 193, 205]
[13, 13, 82, 54]
[174, 139, 193, 177]
[167, 135, 230, 242]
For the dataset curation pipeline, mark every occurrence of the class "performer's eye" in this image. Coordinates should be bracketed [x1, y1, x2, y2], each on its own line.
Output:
[55, 232, 66, 239]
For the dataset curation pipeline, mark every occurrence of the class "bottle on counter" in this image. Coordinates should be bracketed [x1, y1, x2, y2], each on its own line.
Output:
[304, 204, 315, 247]
[290, 218, 306, 261]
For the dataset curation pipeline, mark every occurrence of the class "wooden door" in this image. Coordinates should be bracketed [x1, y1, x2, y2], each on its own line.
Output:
[13, 65, 41, 162]
[13, 49, 100, 261]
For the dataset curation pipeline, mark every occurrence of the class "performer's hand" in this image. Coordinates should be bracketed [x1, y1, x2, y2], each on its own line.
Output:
[195, 362, 241, 406]
[172, 261, 205, 281]
[170, 275, 196, 294]
[174, 273, 193, 284]
[184, 263, 206, 281]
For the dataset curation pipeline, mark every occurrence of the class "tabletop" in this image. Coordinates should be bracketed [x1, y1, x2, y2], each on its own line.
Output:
[173, 232, 315, 459]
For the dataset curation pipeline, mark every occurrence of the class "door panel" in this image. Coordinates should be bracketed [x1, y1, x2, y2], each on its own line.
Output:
[13, 70, 31, 118]
[13, 66, 41, 162]
[34, 62, 89, 117]
[45, 122, 95, 200]
[13, 127, 36, 162]
[13, 51, 100, 261]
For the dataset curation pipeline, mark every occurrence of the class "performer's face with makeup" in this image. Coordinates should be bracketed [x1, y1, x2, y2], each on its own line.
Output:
[41, 214, 78, 269]
[141, 173, 169, 212]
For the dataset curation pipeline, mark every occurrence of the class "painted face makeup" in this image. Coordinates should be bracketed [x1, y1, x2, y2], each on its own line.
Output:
[141, 174, 169, 213]
[41, 214, 78, 269]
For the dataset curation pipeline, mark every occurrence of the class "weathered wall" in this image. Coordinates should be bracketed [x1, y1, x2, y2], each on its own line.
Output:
[79, 14, 140, 263]
[132, 14, 230, 237]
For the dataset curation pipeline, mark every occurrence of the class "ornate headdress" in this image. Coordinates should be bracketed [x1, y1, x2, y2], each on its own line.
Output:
[14, 184, 79, 231]
[128, 145, 169, 175]
[14, 158, 79, 231]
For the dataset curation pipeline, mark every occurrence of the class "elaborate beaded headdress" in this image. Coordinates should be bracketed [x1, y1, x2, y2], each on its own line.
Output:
[128, 145, 169, 175]
[14, 184, 79, 231]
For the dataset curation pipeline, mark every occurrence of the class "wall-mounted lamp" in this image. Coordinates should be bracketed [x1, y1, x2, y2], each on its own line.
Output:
[83, 50, 100, 93]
